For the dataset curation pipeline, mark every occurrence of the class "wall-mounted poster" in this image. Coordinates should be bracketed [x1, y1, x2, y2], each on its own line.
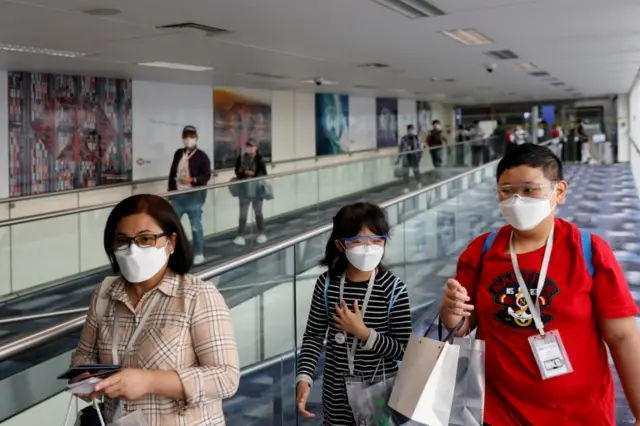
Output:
[416, 100, 431, 137]
[7, 72, 132, 197]
[315, 93, 349, 156]
[376, 98, 398, 148]
[213, 88, 272, 170]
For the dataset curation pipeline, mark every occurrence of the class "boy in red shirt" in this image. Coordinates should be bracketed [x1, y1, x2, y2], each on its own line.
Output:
[439, 144, 640, 425]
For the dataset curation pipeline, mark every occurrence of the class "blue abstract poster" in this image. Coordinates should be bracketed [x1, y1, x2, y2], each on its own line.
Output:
[315, 93, 349, 156]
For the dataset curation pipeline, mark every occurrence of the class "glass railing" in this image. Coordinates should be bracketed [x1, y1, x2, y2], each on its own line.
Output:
[0, 155, 500, 425]
[0, 141, 478, 300]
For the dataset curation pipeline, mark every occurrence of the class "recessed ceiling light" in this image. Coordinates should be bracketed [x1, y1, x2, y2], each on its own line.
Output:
[529, 71, 550, 77]
[441, 29, 493, 46]
[515, 62, 537, 70]
[358, 63, 390, 69]
[551, 82, 566, 86]
[83, 8, 121, 16]
[0, 43, 86, 58]
[485, 50, 518, 60]
[372, 0, 445, 19]
[138, 61, 213, 71]
[302, 78, 339, 85]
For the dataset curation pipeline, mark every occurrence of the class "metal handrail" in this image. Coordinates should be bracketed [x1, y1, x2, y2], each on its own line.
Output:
[0, 146, 386, 204]
[0, 140, 475, 228]
[0, 151, 501, 362]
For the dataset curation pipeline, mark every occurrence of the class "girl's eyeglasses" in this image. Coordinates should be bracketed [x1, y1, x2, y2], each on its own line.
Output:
[341, 235, 388, 249]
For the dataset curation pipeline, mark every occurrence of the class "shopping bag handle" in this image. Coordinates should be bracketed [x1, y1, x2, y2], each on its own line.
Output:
[424, 316, 464, 342]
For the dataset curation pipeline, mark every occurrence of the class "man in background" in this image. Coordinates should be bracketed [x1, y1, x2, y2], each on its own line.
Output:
[397, 124, 423, 192]
[426, 119, 446, 168]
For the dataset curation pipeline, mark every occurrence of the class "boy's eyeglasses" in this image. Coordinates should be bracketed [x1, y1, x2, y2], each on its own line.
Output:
[341, 235, 388, 249]
[495, 182, 556, 200]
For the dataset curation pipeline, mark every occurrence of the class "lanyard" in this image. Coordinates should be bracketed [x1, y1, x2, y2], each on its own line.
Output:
[112, 292, 161, 365]
[339, 272, 376, 376]
[509, 227, 554, 335]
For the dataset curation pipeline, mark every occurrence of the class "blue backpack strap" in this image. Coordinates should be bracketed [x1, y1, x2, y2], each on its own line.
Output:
[580, 229, 595, 278]
[323, 274, 331, 318]
[481, 231, 498, 261]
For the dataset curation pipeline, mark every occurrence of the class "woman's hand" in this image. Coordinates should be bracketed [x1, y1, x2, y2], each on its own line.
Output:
[93, 369, 153, 401]
[296, 381, 315, 418]
[245, 170, 255, 177]
[179, 177, 192, 185]
[440, 279, 474, 327]
[69, 372, 101, 401]
[334, 300, 370, 341]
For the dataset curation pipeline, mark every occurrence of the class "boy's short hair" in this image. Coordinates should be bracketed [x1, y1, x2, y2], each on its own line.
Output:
[496, 143, 563, 182]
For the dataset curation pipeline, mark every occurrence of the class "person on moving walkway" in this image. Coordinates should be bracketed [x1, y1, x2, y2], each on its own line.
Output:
[296, 202, 413, 425]
[233, 139, 268, 246]
[438, 145, 640, 425]
[426, 119, 445, 168]
[397, 124, 423, 193]
[70, 194, 239, 425]
[168, 125, 211, 265]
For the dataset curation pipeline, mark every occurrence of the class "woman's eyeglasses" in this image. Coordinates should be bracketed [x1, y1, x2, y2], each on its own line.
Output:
[113, 233, 168, 251]
[341, 235, 388, 249]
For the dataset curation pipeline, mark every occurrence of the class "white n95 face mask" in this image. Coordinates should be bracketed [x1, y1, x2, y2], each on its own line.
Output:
[499, 194, 553, 231]
[345, 245, 385, 272]
[115, 243, 168, 283]
[183, 138, 197, 148]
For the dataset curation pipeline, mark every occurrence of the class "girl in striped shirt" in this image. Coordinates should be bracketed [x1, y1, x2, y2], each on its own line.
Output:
[295, 202, 413, 425]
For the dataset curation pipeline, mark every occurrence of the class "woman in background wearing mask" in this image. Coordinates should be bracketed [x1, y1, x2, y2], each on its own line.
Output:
[439, 144, 640, 425]
[233, 139, 268, 246]
[168, 125, 211, 265]
[295, 202, 413, 425]
[70, 194, 239, 425]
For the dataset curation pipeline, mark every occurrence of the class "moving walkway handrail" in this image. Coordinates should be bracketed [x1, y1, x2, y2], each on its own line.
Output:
[0, 140, 476, 228]
[0, 146, 386, 204]
[0, 148, 502, 363]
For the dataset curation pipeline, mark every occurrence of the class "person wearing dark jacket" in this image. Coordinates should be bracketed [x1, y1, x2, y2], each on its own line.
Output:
[168, 125, 211, 265]
[426, 119, 445, 167]
[233, 140, 268, 246]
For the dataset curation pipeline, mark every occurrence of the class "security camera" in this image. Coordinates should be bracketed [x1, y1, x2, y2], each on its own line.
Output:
[313, 77, 325, 86]
[484, 63, 497, 73]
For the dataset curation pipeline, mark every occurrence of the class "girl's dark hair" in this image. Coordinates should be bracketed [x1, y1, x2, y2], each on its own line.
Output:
[103, 194, 194, 275]
[320, 202, 390, 274]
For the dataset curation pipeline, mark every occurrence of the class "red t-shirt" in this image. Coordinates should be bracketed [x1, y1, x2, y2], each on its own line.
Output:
[456, 217, 638, 426]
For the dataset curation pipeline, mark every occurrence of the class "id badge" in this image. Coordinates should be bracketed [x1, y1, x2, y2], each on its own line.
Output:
[528, 330, 573, 379]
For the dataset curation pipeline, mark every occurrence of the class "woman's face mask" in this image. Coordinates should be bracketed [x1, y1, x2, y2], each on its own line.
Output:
[183, 138, 197, 149]
[115, 242, 169, 283]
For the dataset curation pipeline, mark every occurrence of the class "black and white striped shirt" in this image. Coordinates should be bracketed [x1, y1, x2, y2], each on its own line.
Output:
[296, 270, 413, 425]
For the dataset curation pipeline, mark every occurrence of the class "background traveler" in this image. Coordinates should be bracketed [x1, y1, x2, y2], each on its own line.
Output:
[70, 194, 239, 425]
[233, 139, 269, 246]
[397, 124, 423, 193]
[426, 119, 446, 168]
[168, 125, 211, 265]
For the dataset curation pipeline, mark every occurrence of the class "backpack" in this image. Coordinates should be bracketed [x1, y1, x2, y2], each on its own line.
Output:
[323, 274, 404, 320]
[479, 228, 594, 277]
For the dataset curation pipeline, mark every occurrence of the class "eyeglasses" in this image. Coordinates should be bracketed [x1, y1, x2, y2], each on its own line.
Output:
[113, 233, 168, 251]
[341, 235, 388, 249]
[496, 182, 556, 200]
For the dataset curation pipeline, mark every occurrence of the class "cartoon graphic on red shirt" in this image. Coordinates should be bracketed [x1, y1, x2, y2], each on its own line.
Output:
[488, 270, 559, 329]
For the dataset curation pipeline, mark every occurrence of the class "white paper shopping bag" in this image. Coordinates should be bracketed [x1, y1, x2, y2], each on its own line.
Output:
[388, 333, 460, 426]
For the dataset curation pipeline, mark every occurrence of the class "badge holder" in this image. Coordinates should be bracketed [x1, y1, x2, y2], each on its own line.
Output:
[528, 330, 573, 380]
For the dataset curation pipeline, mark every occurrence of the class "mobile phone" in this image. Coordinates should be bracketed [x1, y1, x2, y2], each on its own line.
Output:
[57, 364, 121, 380]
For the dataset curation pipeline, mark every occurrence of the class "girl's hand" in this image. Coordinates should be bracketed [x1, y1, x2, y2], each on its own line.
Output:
[93, 369, 152, 401]
[334, 300, 370, 341]
[296, 381, 315, 418]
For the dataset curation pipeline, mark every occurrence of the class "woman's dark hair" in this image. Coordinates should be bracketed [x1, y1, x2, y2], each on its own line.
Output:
[320, 202, 390, 274]
[103, 194, 194, 275]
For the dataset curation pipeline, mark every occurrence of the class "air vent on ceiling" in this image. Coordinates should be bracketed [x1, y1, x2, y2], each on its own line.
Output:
[244, 72, 288, 80]
[484, 50, 518, 60]
[354, 84, 377, 89]
[551, 82, 565, 86]
[443, 78, 457, 83]
[529, 71, 550, 77]
[359, 63, 390, 69]
[371, 0, 445, 19]
[156, 22, 231, 37]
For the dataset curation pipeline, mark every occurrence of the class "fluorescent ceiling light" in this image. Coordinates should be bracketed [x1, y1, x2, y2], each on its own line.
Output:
[372, 0, 445, 19]
[138, 61, 213, 71]
[0, 43, 86, 58]
[441, 29, 493, 46]
[515, 62, 537, 70]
